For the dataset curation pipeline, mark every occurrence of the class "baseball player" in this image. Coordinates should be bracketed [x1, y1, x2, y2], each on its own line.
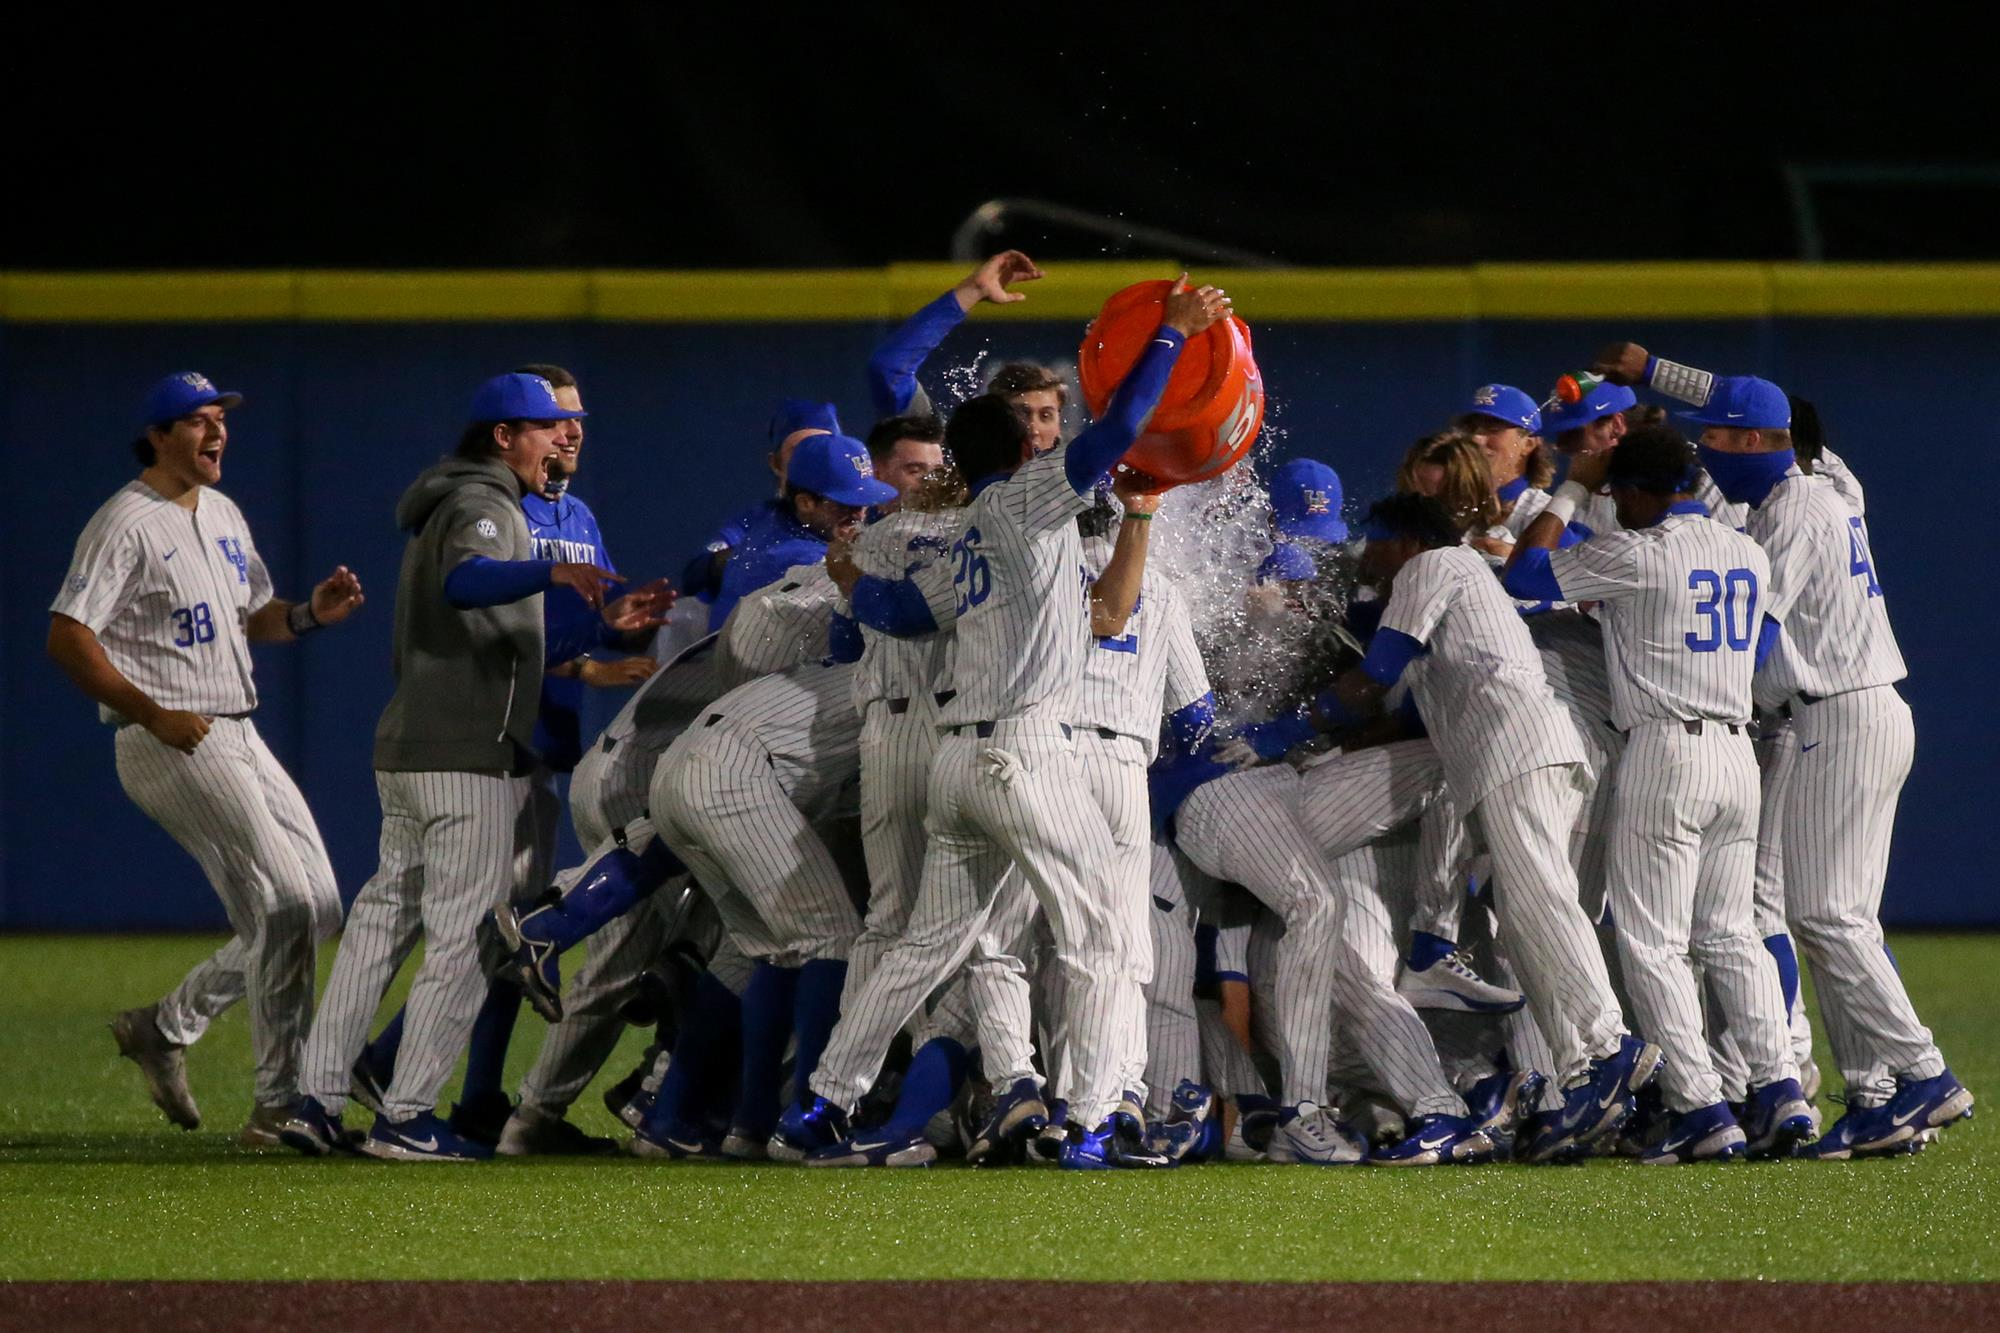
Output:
[679, 399, 838, 621]
[282, 371, 632, 1162]
[706, 424, 872, 629]
[1667, 372, 1970, 1156]
[1453, 383, 1556, 539]
[1307, 492, 1662, 1162]
[1505, 425, 1813, 1162]
[777, 278, 1229, 1170]
[53, 372, 363, 1146]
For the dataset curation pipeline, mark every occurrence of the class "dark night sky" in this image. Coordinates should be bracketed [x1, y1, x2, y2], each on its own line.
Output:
[14, 6, 1996, 268]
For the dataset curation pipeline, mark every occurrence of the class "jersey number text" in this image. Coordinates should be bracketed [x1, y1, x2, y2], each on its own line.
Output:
[1685, 568, 1758, 653]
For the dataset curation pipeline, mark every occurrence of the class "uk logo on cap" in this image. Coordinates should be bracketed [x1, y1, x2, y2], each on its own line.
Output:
[181, 372, 217, 393]
[1472, 385, 1498, 407]
[1301, 487, 1331, 515]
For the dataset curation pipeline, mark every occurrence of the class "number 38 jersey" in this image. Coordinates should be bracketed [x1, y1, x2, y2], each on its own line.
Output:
[51, 480, 273, 723]
[933, 446, 1093, 727]
[1547, 505, 1772, 730]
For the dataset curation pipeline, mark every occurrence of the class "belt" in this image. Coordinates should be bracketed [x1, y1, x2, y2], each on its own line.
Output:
[1082, 725, 1121, 741]
[704, 713, 724, 727]
[1680, 720, 1742, 736]
[947, 721, 1074, 740]
[933, 689, 958, 708]
[886, 697, 911, 715]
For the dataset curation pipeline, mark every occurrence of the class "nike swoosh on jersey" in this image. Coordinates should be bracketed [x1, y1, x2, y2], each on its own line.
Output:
[1801, 741, 1822, 752]
[163, 549, 178, 561]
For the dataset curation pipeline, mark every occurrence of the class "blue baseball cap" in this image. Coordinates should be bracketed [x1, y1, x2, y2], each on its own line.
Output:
[1256, 541, 1318, 584]
[468, 372, 587, 424]
[1270, 458, 1348, 542]
[769, 398, 841, 445]
[1678, 375, 1791, 430]
[143, 371, 242, 428]
[1459, 384, 1542, 434]
[788, 433, 899, 507]
[1539, 382, 1637, 438]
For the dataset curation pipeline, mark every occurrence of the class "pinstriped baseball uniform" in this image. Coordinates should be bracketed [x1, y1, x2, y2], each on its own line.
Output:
[717, 562, 842, 691]
[809, 446, 1129, 1128]
[1381, 544, 1624, 1085]
[844, 511, 958, 1001]
[53, 481, 342, 1108]
[1746, 469, 1942, 1104]
[1549, 508, 1795, 1112]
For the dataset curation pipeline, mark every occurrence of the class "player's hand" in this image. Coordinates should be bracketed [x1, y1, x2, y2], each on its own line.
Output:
[1162, 274, 1232, 338]
[148, 709, 211, 755]
[601, 578, 675, 631]
[825, 538, 862, 597]
[957, 249, 1044, 308]
[1112, 464, 1167, 511]
[1564, 447, 1612, 491]
[309, 565, 365, 626]
[579, 656, 658, 688]
[551, 563, 624, 609]
[1592, 341, 1651, 387]
[1467, 533, 1513, 559]
[1213, 737, 1259, 771]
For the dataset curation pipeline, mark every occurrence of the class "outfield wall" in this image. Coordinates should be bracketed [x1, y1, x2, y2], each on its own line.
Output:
[3, 264, 1994, 928]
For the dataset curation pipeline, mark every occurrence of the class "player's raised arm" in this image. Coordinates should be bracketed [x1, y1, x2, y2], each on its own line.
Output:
[1087, 467, 1164, 638]
[866, 250, 1043, 418]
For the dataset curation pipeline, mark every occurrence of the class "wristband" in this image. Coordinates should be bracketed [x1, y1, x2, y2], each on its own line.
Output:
[286, 600, 323, 636]
[1543, 480, 1590, 527]
[1123, 511, 1153, 522]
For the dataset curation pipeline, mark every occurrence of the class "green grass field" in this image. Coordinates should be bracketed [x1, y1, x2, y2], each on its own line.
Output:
[1, 933, 1993, 1283]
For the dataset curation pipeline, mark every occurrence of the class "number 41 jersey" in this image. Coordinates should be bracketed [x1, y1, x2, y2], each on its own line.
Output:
[51, 480, 274, 723]
[1548, 506, 1772, 730]
[934, 447, 1093, 727]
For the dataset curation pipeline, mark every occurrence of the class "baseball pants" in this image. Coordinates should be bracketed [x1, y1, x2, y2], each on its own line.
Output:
[300, 768, 534, 1119]
[1142, 838, 1203, 1119]
[116, 716, 343, 1107]
[844, 697, 939, 998]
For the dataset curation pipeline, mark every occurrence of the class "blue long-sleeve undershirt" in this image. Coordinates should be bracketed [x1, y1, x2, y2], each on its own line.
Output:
[1165, 692, 1216, 755]
[850, 574, 938, 637]
[867, 291, 966, 418]
[445, 556, 553, 609]
[1501, 547, 1565, 604]
[1359, 627, 1427, 687]
[1064, 327, 1186, 496]
[828, 611, 865, 664]
[1755, 614, 1781, 670]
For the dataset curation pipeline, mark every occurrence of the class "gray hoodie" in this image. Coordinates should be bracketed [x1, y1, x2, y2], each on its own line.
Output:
[373, 454, 545, 773]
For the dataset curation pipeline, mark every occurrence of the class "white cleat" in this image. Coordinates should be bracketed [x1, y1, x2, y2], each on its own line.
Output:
[1396, 952, 1526, 1014]
[1265, 1102, 1366, 1165]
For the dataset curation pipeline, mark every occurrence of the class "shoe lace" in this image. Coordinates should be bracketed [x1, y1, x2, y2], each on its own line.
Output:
[1444, 950, 1484, 981]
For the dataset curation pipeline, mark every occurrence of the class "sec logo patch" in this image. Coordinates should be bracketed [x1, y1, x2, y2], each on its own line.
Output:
[475, 518, 499, 540]
[69, 575, 88, 594]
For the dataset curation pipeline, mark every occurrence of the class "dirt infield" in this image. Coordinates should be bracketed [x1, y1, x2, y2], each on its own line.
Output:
[5, 1280, 1995, 1332]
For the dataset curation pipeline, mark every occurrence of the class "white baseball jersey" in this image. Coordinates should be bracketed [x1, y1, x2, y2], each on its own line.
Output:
[704, 658, 862, 819]
[1527, 608, 1616, 728]
[1503, 484, 1553, 538]
[1073, 536, 1209, 759]
[850, 510, 957, 707]
[1548, 509, 1773, 729]
[716, 562, 839, 691]
[1745, 470, 1905, 708]
[932, 449, 1092, 725]
[52, 482, 273, 722]
[1379, 544, 1589, 807]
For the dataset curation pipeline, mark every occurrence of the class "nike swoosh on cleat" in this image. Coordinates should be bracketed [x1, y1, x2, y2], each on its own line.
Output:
[1889, 1107, 1924, 1128]
[400, 1135, 441, 1151]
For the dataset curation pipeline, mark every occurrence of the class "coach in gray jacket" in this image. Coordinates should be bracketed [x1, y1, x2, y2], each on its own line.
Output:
[289, 373, 621, 1162]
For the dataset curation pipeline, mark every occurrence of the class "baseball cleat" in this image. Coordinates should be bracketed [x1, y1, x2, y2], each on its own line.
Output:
[1570, 1035, 1663, 1147]
[603, 1059, 655, 1130]
[447, 1089, 516, 1148]
[1058, 1113, 1171, 1170]
[1798, 1102, 1915, 1160]
[1237, 1097, 1280, 1156]
[279, 1095, 360, 1157]
[1396, 951, 1526, 1014]
[1369, 1114, 1495, 1166]
[1467, 1070, 1543, 1160]
[110, 1005, 200, 1131]
[1882, 1068, 1975, 1135]
[1800, 1057, 1823, 1105]
[769, 1097, 851, 1162]
[630, 1122, 727, 1161]
[349, 1054, 391, 1118]
[497, 1106, 619, 1157]
[1158, 1079, 1221, 1163]
[1641, 1101, 1747, 1164]
[482, 904, 563, 1023]
[1145, 1119, 1200, 1163]
[1742, 1078, 1817, 1159]
[1519, 1077, 1635, 1165]
[238, 1102, 303, 1150]
[806, 1126, 938, 1168]
[361, 1110, 494, 1162]
[1030, 1095, 1071, 1164]
[968, 1078, 1049, 1167]
[1265, 1102, 1366, 1165]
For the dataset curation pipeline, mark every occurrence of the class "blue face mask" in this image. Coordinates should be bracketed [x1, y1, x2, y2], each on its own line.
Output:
[1697, 445, 1795, 507]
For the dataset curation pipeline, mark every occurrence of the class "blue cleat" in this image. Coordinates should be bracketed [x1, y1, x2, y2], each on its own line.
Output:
[361, 1110, 494, 1162]
[1059, 1112, 1170, 1170]
[349, 1054, 391, 1118]
[1799, 1101, 1916, 1160]
[1466, 1069, 1543, 1160]
[806, 1126, 937, 1168]
[481, 903, 563, 1023]
[279, 1095, 359, 1158]
[1882, 1068, 1975, 1136]
[1520, 1079, 1632, 1165]
[1369, 1113, 1495, 1166]
[1149, 1079, 1221, 1163]
[968, 1078, 1049, 1167]
[1641, 1101, 1746, 1164]
[630, 1121, 727, 1161]
[768, 1096, 851, 1163]
[1031, 1095, 1070, 1164]
[1743, 1078, 1816, 1159]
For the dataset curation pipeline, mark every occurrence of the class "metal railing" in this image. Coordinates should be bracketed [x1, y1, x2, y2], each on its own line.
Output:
[949, 197, 1284, 268]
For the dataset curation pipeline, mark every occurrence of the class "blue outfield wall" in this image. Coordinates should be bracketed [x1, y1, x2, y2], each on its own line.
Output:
[3, 313, 1993, 927]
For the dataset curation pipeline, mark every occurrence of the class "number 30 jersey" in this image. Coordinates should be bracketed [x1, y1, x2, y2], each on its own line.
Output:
[934, 446, 1093, 727]
[1548, 505, 1773, 730]
[51, 480, 273, 723]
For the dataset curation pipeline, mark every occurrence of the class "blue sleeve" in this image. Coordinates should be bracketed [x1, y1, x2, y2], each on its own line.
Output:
[1148, 745, 1230, 835]
[1344, 597, 1384, 644]
[444, 556, 554, 609]
[1500, 547, 1565, 604]
[850, 573, 938, 637]
[1558, 522, 1590, 548]
[1240, 708, 1317, 760]
[1165, 691, 1216, 756]
[1358, 627, 1428, 687]
[1065, 327, 1187, 494]
[1754, 614, 1781, 670]
[868, 291, 966, 418]
[828, 611, 865, 664]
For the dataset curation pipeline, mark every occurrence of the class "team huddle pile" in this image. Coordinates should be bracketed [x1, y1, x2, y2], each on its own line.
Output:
[58, 255, 1975, 1172]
